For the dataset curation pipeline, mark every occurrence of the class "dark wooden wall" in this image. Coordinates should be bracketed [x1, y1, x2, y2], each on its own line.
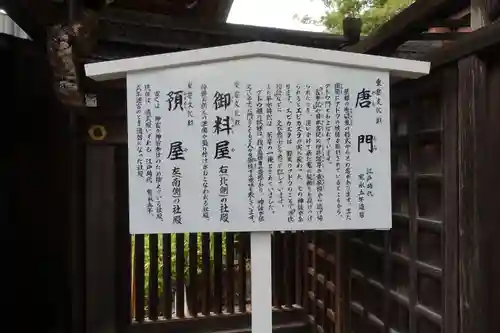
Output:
[1, 32, 79, 333]
[318, 43, 500, 333]
[340, 67, 459, 333]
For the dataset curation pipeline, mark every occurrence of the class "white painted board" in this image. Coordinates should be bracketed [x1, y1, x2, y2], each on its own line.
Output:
[127, 57, 391, 234]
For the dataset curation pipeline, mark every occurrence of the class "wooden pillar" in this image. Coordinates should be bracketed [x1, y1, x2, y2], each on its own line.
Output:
[86, 145, 116, 333]
[66, 108, 85, 333]
[487, 57, 500, 333]
[442, 68, 459, 333]
[457, 55, 495, 333]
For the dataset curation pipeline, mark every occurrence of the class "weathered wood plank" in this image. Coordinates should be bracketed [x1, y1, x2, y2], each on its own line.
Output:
[162, 234, 172, 319]
[85, 145, 116, 333]
[115, 145, 132, 330]
[226, 232, 236, 314]
[175, 233, 185, 318]
[408, 91, 419, 333]
[148, 234, 159, 320]
[134, 235, 145, 322]
[97, 8, 347, 53]
[487, 56, 500, 333]
[188, 233, 198, 317]
[442, 67, 459, 333]
[457, 56, 489, 333]
[213, 232, 223, 314]
[428, 20, 500, 70]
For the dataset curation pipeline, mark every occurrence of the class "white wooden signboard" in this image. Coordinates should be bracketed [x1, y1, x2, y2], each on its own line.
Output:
[85, 41, 429, 333]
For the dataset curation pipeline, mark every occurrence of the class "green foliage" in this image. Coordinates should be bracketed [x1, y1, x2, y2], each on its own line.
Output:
[301, 0, 414, 35]
[133, 233, 228, 301]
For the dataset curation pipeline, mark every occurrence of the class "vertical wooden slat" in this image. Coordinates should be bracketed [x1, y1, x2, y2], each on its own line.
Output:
[188, 233, 198, 317]
[359, 242, 369, 330]
[408, 97, 418, 333]
[303, 232, 310, 315]
[134, 235, 145, 323]
[274, 232, 284, 307]
[457, 56, 489, 333]
[115, 145, 131, 329]
[329, 233, 336, 333]
[335, 233, 343, 333]
[202, 232, 211, 315]
[487, 59, 500, 333]
[237, 232, 247, 313]
[69, 112, 85, 333]
[342, 233, 352, 333]
[284, 232, 294, 308]
[311, 231, 318, 327]
[295, 232, 303, 306]
[382, 231, 391, 333]
[86, 145, 116, 333]
[272, 232, 279, 308]
[148, 234, 159, 320]
[442, 67, 459, 333]
[214, 232, 223, 314]
[162, 234, 172, 319]
[175, 233, 185, 318]
[317, 233, 325, 331]
[226, 232, 235, 314]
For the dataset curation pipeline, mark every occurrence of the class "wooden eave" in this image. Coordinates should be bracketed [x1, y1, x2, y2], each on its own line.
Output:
[84, 8, 348, 63]
[105, 0, 234, 22]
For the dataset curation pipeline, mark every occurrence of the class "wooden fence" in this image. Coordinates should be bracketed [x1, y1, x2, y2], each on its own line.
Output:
[85, 142, 305, 332]
[129, 231, 301, 321]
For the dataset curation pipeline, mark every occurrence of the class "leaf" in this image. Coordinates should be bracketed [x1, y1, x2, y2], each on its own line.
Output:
[303, 0, 414, 35]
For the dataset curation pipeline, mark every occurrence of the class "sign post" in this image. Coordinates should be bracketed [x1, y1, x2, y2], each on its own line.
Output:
[85, 42, 429, 332]
[251, 231, 272, 332]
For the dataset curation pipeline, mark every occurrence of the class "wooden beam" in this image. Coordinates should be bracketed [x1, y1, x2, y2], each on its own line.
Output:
[392, 19, 500, 86]
[344, 0, 468, 55]
[86, 9, 348, 61]
[126, 307, 307, 333]
[97, 8, 346, 51]
[105, 0, 233, 22]
[427, 20, 500, 69]
[415, 31, 468, 40]
[426, 17, 470, 29]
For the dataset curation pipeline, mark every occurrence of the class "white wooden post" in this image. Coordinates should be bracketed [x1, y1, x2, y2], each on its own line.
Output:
[250, 232, 273, 333]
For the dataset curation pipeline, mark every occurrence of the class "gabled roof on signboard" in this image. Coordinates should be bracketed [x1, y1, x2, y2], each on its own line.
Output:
[84, 41, 430, 82]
